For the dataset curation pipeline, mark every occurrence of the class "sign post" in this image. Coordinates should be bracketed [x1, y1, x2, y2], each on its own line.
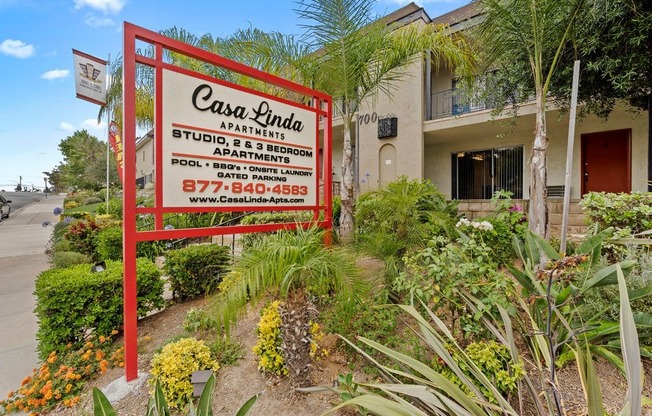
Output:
[122, 22, 332, 381]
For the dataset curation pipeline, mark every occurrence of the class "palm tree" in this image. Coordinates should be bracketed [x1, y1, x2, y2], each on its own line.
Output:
[290, 0, 476, 239]
[477, 0, 585, 238]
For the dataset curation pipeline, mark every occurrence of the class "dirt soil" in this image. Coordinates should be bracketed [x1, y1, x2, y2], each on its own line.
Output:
[45, 297, 361, 416]
[44, 297, 652, 416]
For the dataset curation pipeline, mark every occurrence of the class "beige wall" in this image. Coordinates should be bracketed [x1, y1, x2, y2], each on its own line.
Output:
[356, 58, 426, 191]
[135, 137, 155, 185]
[423, 103, 649, 199]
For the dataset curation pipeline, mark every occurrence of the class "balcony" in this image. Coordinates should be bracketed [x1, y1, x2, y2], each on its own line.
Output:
[430, 88, 496, 120]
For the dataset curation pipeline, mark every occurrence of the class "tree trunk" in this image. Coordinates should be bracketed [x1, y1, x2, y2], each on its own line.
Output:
[339, 117, 355, 240]
[529, 90, 549, 238]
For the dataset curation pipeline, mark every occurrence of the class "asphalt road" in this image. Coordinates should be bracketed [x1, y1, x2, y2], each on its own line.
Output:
[0, 192, 46, 217]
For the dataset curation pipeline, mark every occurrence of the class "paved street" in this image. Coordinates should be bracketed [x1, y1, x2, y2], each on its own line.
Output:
[0, 193, 65, 401]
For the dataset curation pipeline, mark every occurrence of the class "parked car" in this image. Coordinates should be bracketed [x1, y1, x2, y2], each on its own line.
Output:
[0, 195, 11, 219]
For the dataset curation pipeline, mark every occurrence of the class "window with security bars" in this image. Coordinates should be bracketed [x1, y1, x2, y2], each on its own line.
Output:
[451, 146, 523, 199]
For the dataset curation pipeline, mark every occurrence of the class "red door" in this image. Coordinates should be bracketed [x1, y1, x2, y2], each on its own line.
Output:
[581, 129, 631, 195]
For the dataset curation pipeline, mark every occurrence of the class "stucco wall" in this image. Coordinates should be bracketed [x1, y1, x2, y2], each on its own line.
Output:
[424, 103, 649, 199]
[356, 58, 426, 191]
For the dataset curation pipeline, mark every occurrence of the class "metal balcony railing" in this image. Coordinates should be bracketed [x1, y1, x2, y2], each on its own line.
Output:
[430, 88, 496, 120]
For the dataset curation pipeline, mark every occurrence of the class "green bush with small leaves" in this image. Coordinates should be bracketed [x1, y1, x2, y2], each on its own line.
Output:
[51, 251, 92, 269]
[580, 191, 652, 234]
[34, 258, 164, 359]
[96, 197, 123, 218]
[433, 340, 525, 403]
[395, 235, 515, 339]
[149, 337, 219, 409]
[164, 244, 231, 300]
[95, 226, 123, 260]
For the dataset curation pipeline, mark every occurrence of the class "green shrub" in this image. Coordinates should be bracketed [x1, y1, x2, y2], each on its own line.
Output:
[63, 217, 100, 258]
[51, 251, 92, 269]
[136, 240, 168, 261]
[239, 211, 312, 250]
[355, 176, 458, 255]
[95, 226, 123, 260]
[96, 197, 123, 218]
[580, 191, 652, 234]
[183, 308, 217, 333]
[456, 217, 516, 266]
[433, 340, 525, 403]
[395, 235, 515, 339]
[34, 258, 164, 358]
[164, 244, 231, 301]
[209, 336, 244, 367]
[53, 221, 72, 243]
[149, 337, 219, 409]
[83, 196, 104, 205]
[51, 239, 72, 253]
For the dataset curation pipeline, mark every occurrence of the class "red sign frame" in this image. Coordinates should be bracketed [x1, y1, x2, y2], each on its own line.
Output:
[122, 22, 332, 381]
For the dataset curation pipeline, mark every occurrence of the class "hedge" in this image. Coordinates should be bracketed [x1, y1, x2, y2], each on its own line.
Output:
[164, 244, 231, 301]
[34, 258, 164, 359]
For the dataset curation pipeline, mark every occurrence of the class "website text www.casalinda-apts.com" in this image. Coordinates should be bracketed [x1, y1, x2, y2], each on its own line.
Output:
[188, 195, 305, 204]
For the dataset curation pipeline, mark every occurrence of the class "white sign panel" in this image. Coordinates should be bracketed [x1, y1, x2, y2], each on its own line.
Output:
[72, 49, 107, 106]
[162, 69, 318, 209]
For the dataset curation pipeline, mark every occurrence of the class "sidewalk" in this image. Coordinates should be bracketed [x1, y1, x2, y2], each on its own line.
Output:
[0, 194, 65, 401]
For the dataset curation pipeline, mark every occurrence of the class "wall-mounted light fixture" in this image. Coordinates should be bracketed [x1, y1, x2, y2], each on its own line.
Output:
[377, 115, 398, 139]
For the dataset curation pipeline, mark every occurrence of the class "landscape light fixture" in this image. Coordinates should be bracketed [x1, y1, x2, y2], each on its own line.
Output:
[190, 370, 213, 397]
[90, 261, 106, 273]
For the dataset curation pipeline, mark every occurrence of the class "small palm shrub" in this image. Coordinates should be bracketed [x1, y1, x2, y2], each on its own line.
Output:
[355, 176, 458, 252]
[252, 296, 328, 386]
[149, 337, 219, 410]
[210, 227, 365, 333]
[239, 211, 312, 250]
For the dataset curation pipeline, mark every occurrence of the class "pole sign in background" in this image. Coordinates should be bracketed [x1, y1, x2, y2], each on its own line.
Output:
[162, 69, 318, 209]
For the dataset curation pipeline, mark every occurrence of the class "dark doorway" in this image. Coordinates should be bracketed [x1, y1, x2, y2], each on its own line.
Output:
[581, 129, 631, 195]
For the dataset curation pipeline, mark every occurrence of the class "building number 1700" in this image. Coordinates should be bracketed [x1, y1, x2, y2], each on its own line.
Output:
[182, 179, 308, 195]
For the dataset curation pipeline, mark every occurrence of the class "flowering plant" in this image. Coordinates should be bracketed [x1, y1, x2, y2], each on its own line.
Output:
[0, 333, 123, 414]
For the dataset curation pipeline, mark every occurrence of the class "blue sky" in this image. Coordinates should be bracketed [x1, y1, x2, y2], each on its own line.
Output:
[0, 0, 470, 191]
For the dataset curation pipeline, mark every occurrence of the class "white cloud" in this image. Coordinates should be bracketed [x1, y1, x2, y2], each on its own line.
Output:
[73, 0, 125, 14]
[59, 122, 74, 131]
[0, 39, 35, 58]
[81, 119, 106, 130]
[41, 69, 70, 80]
[85, 15, 114, 27]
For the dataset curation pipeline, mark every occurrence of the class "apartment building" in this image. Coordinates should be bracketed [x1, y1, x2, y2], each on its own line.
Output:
[134, 2, 649, 233]
[326, 2, 649, 233]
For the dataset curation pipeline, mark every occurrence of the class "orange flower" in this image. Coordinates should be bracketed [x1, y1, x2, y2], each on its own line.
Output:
[111, 329, 118, 335]
[99, 335, 106, 343]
